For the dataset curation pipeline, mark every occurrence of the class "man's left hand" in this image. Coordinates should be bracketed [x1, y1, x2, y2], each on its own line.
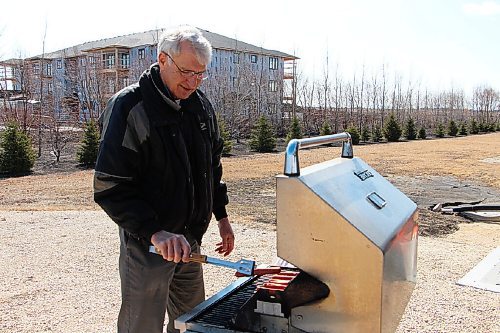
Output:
[215, 217, 234, 256]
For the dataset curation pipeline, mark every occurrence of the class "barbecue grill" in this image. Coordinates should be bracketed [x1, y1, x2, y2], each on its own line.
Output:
[176, 133, 419, 333]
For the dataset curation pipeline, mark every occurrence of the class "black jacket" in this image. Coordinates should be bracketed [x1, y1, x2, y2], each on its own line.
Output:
[94, 64, 228, 244]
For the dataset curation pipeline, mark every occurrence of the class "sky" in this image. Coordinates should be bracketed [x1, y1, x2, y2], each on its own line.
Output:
[1, 0, 499, 94]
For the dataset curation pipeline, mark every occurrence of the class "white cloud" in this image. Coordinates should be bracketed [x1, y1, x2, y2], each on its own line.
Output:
[463, 1, 500, 15]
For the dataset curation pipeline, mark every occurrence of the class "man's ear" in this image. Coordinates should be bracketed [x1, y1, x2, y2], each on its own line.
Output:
[158, 52, 167, 67]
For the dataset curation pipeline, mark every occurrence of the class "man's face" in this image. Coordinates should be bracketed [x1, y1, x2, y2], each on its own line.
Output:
[158, 41, 207, 100]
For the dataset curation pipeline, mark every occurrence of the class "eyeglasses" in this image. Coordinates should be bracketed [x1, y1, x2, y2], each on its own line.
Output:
[163, 52, 208, 81]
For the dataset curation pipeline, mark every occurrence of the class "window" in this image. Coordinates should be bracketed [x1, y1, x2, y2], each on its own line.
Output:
[233, 53, 239, 64]
[138, 48, 146, 59]
[120, 53, 130, 69]
[47, 82, 53, 93]
[108, 77, 115, 94]
[56, 59, 62, 69]
[122, 77, 130, 88]
[33, 63, 40, 75]
[269, 80, 277, 92]
[46, 63, 52, 76]
[268, 103, 277, 114]
[103, 53, 115, 69]
[269, 57, 278, 70]
[251, 54, 257, 63]
[80, 57, 86, 67]
[88, 56, 96, 65]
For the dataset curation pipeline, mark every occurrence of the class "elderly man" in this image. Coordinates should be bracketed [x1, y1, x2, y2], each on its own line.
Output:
[94, 25, 234, 333]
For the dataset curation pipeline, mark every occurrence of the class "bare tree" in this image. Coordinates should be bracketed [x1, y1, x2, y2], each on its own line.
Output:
[356, 65, 366, 132]
[296, 76, 316, 134]
[332, 64, 343, 133]
[36, 21, 48, 157]
[472, 86, 499, 125]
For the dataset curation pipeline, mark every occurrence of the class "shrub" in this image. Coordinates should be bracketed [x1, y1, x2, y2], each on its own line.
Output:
[435, 123, 445, 138]
[319, 122, 332, 136]
[361, 126, 370, 142]
[372, 126, 382, 142]
[459, 122, 468, 136]
[77, 120, 100, 167]
[404, 117, 417, 140]
[418, 126, 427, 139]
[469, 119, 479, 134]
[345, 126, 360, 145]
[447, 120, 458, 137]
[285, 116, 303, 143]
[249, 116, 276, 152]
[217, 115, 232, 156]
[0, 122, 35, 175]
[383, 113, 402, 142]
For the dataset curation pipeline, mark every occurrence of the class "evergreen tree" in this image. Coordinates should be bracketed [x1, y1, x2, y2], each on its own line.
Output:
[383, 113, 402, 142]
[361, 125, 370, 142]
[285, 116, 303, 143]
[249, 116, 276, 152]
[319, 121, 332, 136]
[372, 126, 382, 142]
[217, 115, 233, 156]
[418, 126, 427, 139]
[435, 123, 445, 138]
[404, 117, 417, 140]
[77, 120, 100, 167]
[0, 122, 35, 175]
[346, 125, 360, 145]
[459, 122, 468, 136]
[447, 120, 458, 137]
[469, 119, 479, 134]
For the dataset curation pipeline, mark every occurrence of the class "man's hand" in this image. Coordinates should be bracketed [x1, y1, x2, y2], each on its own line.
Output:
[150, 230, 191, 263]
[215, 217, 235, 256]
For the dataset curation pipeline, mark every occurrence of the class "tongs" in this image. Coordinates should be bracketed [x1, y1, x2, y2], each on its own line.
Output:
[149, 246, 256, 276]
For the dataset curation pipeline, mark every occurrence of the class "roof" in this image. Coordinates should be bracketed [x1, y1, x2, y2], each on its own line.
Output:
[27, 28, 298, 61]
[0, 58, 24, 66]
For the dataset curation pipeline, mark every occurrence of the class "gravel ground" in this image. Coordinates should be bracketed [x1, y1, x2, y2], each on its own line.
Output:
[1, 133, 499, 332]
[0, 210, 498, 333]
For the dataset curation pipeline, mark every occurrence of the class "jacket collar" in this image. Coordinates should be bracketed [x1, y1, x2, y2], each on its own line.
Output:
[139, 63, 190, 126]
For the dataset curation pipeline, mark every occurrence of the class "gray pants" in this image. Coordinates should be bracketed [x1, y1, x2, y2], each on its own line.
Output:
[117, 228, 205, 333]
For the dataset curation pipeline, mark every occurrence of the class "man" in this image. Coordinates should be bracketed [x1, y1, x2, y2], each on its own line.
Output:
[93, 25, 235, 333]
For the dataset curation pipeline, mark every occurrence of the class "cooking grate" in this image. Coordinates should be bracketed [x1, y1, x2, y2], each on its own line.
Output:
[190, 274, 275, 327]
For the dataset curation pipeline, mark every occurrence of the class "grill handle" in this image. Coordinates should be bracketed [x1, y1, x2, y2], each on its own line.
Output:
[284, 132, 353, 176]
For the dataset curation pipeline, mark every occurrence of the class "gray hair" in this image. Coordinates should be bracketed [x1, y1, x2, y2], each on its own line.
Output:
[157, 25, 212, 65]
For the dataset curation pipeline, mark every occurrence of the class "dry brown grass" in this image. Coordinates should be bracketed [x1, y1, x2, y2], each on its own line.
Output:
[0, 132, 498, 211]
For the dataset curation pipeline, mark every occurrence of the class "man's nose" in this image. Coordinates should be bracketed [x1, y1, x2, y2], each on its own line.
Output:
[185, 75, 202, 88]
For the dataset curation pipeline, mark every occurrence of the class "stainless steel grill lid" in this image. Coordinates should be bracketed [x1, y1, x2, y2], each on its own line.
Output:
[277, 133, 418, 333]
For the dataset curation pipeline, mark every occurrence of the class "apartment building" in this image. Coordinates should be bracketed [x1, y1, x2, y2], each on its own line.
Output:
[1, 28, 297, 131]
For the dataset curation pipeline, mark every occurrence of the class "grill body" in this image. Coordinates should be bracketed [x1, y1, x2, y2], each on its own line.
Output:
[176, 134, 418, 333]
